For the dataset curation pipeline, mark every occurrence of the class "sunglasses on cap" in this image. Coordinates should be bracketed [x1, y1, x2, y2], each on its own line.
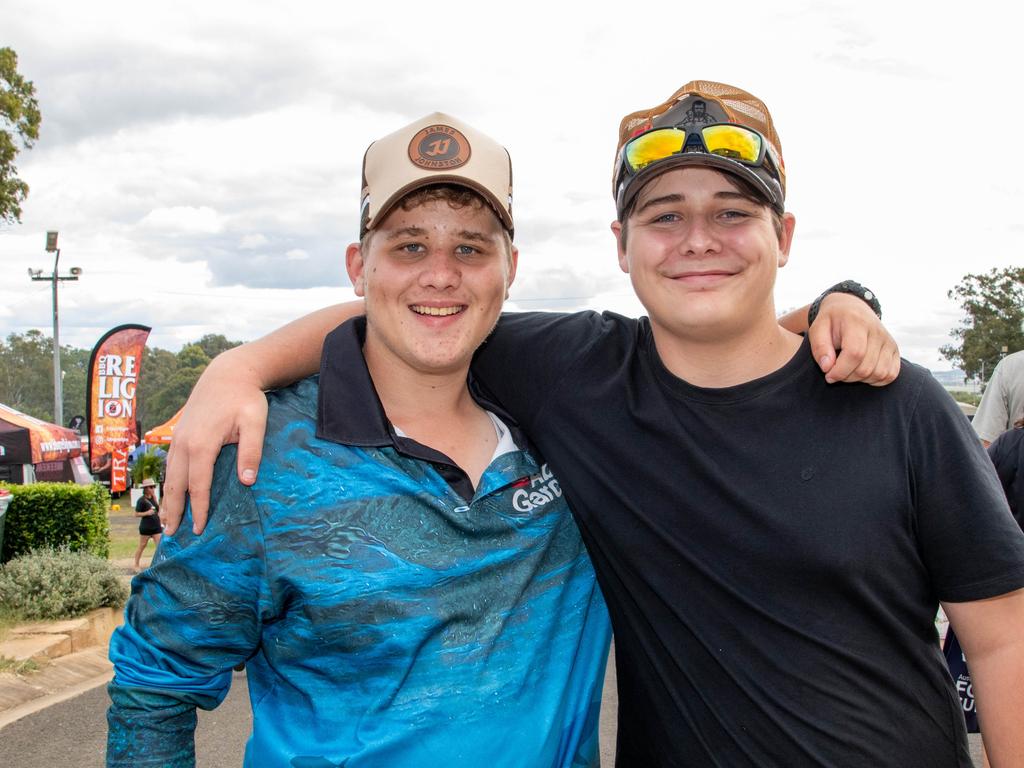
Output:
[621, 123, 778, 177]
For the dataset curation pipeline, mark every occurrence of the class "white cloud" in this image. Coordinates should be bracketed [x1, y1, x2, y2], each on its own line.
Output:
[138, 206, 224, 235]
[3, 0, 1023, 374]
[239, 234, 269, 250]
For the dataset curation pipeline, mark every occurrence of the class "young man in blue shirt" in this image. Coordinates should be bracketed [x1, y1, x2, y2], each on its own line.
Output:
[107, 114, 611, 767]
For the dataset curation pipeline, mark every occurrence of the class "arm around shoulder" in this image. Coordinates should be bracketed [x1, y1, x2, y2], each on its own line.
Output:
[943, 590, 1024, 767]
[162, 301, 364, 534]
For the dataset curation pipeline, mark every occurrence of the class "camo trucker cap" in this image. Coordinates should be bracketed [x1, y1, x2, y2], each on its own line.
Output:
[613, 80, 786, 216]
[360, 112, 514, 238]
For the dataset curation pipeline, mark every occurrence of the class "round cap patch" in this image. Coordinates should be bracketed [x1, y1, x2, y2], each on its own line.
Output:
[408, 124, 471, 169]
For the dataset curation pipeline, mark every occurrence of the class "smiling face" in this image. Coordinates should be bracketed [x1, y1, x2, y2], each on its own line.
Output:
[612, 166, 795, 347]
[347, 193, 517, 380]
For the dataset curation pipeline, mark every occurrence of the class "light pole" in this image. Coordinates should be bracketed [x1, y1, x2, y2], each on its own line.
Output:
[28, 231, 82, 427]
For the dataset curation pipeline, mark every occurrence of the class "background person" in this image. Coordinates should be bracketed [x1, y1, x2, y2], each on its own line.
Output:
[974, 349, 1024, 446]
[132, 478, 162, 573]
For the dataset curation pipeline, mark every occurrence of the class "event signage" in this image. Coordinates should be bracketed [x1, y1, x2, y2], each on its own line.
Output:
[86, 324, 151, 492]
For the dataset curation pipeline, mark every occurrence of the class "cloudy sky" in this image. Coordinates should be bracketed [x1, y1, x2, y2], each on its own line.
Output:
[3, 0, 1021, 371]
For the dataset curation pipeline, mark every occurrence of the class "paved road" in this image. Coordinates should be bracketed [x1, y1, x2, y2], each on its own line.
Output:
[1, 670, 252, 767]
[1, 652, 987, 766]
[2, 659, 618, 767]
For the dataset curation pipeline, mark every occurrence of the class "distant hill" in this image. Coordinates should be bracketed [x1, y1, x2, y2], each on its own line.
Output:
[931, 370, 969, 387]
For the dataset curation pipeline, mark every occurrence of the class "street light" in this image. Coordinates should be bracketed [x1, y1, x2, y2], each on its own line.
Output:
[29, 231, 82, 427]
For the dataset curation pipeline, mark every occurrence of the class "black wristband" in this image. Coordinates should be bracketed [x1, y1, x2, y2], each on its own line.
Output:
[807, 280, 882, 327]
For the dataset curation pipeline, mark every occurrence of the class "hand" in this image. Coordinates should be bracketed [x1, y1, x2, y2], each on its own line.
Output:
[161, 351, 268, 535]
[808, 292, 901, 385]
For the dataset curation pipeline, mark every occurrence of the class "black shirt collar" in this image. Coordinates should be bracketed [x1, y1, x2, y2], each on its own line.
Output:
[316, 316, 531, 454]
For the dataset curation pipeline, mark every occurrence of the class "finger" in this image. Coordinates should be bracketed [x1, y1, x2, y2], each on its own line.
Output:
[160, 442, 186, 535]
[825, 327, 868, 383]
[859, 333, 901, 386]
[867, 346, 902, 387]
[807, 314, 838, 374]
[235, 400, 268, 486]
[184, 443, 221, 535]
[845, 331, 882, 383]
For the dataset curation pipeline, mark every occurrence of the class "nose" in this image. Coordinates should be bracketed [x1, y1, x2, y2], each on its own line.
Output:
[679, 217, 719, 257]
[418, 250, 461, 290]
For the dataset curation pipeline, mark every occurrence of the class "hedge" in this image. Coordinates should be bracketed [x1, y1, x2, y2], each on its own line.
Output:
[0, 548, 128, 619]
[0, 482, 110, 563]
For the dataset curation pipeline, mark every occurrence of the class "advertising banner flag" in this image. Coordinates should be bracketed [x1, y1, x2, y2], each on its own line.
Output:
[0, 403, 83, 464]
[86, 324, 151, 492]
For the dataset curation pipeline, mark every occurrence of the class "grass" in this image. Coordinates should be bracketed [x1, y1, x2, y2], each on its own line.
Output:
[107, 491, 142, 560]
[0, 656, 41, 675]
[0, 608, 25, 644]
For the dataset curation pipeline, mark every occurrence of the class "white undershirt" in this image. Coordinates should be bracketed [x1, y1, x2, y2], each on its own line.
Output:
[393, 410, 517, 465]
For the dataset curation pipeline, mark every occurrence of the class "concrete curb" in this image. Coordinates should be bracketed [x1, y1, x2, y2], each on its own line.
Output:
[0, 607, 123, 729]
[0, 647, 113, 729]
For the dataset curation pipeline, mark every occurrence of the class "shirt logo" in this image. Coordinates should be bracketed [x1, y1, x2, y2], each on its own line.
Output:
[511, 464, 562, 512]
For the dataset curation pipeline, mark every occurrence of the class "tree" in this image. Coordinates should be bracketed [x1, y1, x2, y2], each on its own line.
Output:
[1, 330, 241, 432]
[0, 330, 54, 419]
[0, 47, 41, 224]
[0, 331, 89, 426]
[941, 266, 1024, 381]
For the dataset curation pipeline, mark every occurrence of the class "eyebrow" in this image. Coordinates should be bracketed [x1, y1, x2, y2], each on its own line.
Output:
[381, 226, 495, 243]
[635, 190, 750, 215]
[382, 226, 427, 240]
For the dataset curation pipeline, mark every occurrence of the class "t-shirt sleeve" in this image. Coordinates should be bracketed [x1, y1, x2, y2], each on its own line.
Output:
[973, 361, 1010, 442]
[107, 446, 272, 767]
[909, 375, 1024, 602]
[134, 497, 151, 514]
[472, 310, 635, 430]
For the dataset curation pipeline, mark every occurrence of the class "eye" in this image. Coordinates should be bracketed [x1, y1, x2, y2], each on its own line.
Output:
[719, 209, 752, 221]
[650, 212, 681, 224]
[395, 242, 425, 256]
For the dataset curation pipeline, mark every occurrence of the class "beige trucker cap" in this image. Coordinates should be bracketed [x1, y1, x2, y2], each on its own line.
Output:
[360, 112, 514, 238]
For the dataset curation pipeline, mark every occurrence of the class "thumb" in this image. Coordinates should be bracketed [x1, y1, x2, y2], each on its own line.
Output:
[808, 314, 838, 375]
[235, 402, 268, 486]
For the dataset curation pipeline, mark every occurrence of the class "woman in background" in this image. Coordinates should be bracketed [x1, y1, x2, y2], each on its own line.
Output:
[133, 478, 162, 573]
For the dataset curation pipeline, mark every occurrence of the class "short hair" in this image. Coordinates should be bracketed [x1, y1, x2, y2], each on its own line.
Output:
[361, 184, 513, 259]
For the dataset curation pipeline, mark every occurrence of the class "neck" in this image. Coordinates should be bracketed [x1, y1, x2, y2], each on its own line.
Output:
[650, 314, 803, 388]
[362, 339, 499, 491]
[362, 341, 480, 434]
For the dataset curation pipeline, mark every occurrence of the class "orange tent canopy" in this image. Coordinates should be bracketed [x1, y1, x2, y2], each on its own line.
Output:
[144, 408, 182, 445]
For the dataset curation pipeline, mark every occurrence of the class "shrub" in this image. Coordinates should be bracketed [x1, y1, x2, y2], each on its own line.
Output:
[0, 482, 110, 563]
[0, 548, 128, 620]
[131, 447, 166, 484]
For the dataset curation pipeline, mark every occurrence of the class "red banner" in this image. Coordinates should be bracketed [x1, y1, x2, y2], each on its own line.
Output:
[86, 324, 151, 492]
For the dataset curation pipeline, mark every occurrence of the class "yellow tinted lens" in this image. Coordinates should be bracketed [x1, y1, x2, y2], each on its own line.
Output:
[625, 128, 687, 172]
[701, 124, 762, 163]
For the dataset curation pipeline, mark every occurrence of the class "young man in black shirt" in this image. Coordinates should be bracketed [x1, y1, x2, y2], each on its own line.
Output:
[159, 83, 1024, 766]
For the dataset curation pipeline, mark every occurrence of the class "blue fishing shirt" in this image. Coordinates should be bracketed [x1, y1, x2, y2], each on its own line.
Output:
[107, 318, 611, 767]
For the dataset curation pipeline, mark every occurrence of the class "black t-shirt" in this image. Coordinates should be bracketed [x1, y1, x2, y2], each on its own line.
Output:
[470, 310, 1024, 768]
[136, 495, 161, 534]
[989, 426, 1024, 527]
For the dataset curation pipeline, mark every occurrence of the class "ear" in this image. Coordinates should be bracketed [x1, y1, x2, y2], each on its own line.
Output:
[504, 245, 520, 299]
[346, 242, 367, 297]
[611, 220, 629, 274]
[777, 213, 797, 268]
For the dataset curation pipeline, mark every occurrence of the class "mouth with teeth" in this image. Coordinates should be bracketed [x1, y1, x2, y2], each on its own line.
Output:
[410, 304, 466, 317]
